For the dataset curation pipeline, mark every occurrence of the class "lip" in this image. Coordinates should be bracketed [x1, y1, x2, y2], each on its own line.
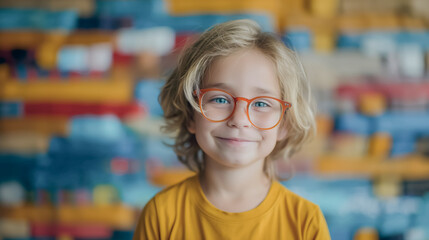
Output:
[216, 137, 257, 143]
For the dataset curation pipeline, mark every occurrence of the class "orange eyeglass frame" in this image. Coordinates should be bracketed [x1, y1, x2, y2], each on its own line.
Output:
[193, 88, 292, 130]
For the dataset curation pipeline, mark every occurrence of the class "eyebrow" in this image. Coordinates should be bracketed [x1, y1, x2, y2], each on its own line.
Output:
[203, 83, 278, 96]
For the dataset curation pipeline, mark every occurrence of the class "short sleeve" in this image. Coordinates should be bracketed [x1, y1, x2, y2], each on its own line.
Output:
[305, 206, 331, 240]
[133, 198, 160, 240]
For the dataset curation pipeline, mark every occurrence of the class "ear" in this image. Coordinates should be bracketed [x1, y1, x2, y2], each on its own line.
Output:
[187, 118, 196, 134]
[276, 123, 288, 141]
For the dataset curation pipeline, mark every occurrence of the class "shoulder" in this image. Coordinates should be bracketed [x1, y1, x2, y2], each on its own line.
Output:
[149, 175, 198, 209]
[274, 182, 324, 226]
[274, 182, 331, 239]
[138, 175, 197, 229]
[275, 182, 320, 213]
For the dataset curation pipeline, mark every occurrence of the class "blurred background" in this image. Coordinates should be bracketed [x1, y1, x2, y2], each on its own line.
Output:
[0, 0, 429, 239]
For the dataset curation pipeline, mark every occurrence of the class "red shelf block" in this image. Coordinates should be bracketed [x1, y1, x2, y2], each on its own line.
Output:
[32, 223, 112, 239]
[337, 81, 429, 101]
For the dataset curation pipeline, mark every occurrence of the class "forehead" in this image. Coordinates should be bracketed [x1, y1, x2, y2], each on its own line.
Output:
[203, 48, 281, 97]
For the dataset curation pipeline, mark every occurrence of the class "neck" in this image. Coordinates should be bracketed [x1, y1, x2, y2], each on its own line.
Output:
[199, 157, 271, 212]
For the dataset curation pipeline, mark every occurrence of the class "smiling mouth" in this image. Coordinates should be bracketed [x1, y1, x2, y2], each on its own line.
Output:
[216, 137, 256, 143]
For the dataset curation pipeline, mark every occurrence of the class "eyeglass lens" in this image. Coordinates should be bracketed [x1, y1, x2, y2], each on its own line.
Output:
[200, 90, 283, 129]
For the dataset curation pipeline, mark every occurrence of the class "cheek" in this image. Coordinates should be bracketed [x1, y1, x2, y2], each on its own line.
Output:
[262, 131, 281, 149]
[276, 126, 287, 141]
[191, 113, 212, 134]
[187, 111, 205, 134]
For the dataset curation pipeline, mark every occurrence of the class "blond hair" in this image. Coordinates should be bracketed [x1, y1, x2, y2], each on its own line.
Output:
[159, 19, 316, 180]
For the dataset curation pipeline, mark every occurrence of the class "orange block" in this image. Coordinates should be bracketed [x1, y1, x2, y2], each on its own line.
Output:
[0, 32, 44, 50]
[337, 14, 367, 32]
[368, 133, 392, 158]
[35, 33, 68, 70]
[365, 14, 400, 30]
[316, 114, 333, 137]
[0, 117, 69, 136]
[41, 32, 69, 45]
[354, 227, 379, 240]
[0, 64, 9, 81]
[150, 168, 195, 187]
[36, 42, 61, 70]
[65, 31, 114, 45]
[310, 0, 339, 18]
[359, 93, 386, 116]
[400, 16, 426, 30]
[284, 0, 306, 14]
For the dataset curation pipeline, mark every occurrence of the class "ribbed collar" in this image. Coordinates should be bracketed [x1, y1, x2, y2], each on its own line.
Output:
[189, 175, 281, 223]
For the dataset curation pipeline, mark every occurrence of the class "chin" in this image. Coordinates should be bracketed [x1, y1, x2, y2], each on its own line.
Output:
[216, 157, 257, 168]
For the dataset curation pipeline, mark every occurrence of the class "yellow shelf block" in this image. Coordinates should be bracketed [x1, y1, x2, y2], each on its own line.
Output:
[365, 14, 400, 30]
[168, 0, 281, 14]
[316, 154, 429, 180]
[0, 0, 95, 17]
[337, 14, 368, 32]
[0, 31, 113, 51]
[0, 78, 132, 103]
[310, 0, 339, 18]
[0, 133, 50, 154]
[313, 28, 336, 52]
[39, 0, 95, 17]
[58, 204, 135, 230]
[0, 219, 30, 239]
[150, 168, 195, 187]
[65, 31, 114, 45]
[0, 205, 56, 223]
[0, 204, 135, 229]
[0, 32, 45, 50]
[399, 16, 427, 30]
[0, 117, 69, 136]
[167, 0, 285, 30]
[0, 64, 10, 81]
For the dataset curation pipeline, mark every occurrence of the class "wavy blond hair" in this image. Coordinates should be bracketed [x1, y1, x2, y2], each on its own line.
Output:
[159, 19, 316, 180]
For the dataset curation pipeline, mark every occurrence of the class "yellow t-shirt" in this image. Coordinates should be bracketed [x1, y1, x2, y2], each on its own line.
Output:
[133, 175, 331, 240]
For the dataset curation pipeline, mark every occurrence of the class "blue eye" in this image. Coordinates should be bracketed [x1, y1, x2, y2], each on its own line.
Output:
[253, 101, 269, 107]
[212, 97, 229, 104]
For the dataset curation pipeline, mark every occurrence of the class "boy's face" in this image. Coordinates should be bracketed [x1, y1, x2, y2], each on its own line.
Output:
[188, 48, 287, 170]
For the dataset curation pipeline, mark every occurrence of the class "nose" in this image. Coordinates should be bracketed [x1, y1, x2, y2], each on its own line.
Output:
[226, 99, 252, 128]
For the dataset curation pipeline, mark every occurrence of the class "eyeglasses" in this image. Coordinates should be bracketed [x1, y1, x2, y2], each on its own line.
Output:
[194, 88, 292, 130]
